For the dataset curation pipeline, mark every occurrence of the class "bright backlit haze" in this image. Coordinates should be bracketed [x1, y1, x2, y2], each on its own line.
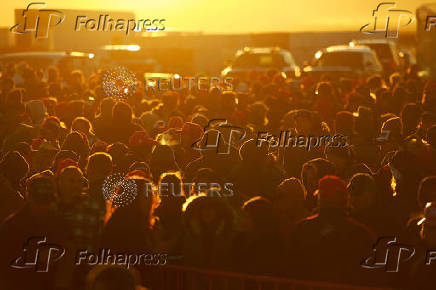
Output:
[2, 0, 431, 33]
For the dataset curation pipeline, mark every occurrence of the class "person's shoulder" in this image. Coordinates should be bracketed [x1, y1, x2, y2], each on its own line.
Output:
[300, 213, 319, 222]
[292, 213, 320, 231]
[0, 207, 30, 236]
[344, 215, 377, 240]
[0, 212, 17, 230]
[287, 213, 320, 244]
[1, 206, 27, 225]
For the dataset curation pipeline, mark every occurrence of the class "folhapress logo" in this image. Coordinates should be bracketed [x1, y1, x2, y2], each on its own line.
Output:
[360, 2, 415, 38]
[10, 236, 65, 272]
[425, 16, 436, 31]
[10, 2, 166, 38]
[192, 119, 246, 155]
[10, 2, 65, 38]
[361, 237, 415, 272]
[362, 236, 436, 272]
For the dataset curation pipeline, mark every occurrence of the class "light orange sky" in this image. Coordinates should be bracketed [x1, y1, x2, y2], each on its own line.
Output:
[2, 0, 433, 33]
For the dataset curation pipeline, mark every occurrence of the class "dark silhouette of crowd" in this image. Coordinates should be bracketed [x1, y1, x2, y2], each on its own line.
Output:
[1, 60, 436, 290]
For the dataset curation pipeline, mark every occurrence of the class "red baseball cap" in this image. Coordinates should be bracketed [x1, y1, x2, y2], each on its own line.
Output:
[177, 122, 203, 141]
[316, 175, 349, 208]
[129, 131, 158, 148]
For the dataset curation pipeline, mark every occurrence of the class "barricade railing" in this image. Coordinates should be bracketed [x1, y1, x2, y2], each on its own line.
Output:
[141, 264, 397, 290]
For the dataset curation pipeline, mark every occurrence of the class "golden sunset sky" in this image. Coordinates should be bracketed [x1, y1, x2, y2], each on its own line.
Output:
[1, 0, 433, 33]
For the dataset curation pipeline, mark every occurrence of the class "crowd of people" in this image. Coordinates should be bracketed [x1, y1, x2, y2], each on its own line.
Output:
[1, 59, 436, 290]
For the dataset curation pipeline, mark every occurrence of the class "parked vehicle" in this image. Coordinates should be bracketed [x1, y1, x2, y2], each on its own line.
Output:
[221, 47, 300, 79]
[349, 39, 400, 73]
[303, 45, 383, 79]
[0, 51, 96, 86]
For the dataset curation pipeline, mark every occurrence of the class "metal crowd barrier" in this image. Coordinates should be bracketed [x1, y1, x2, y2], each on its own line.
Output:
[141, 264, 397, 290]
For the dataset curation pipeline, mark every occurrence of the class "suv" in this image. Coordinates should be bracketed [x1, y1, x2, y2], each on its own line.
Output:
[303, 45, 383, 78]
[349, 39, 400, 73]
[221, 47, 300, 79]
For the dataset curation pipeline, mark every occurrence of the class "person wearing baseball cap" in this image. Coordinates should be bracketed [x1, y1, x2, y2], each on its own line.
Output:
[179, 122, 203, 146]
[0, 171, 67, 290]
[0, 151, 29, 222]
[315, 175, 349, 209]
[129, 130, 159, 162]
[31, 139, 59, 174]
[324, 145, 353, 181]
[287, 175, 376, 285]
[231, 139, 287, 199]
[62, 131, 90, 169]
[233, 196, 284, 276]
[300, 158, 335, 210]
[347, 173, 396, 236]
[57, 166, 104, 255]
[377, 117, 402, 162]
[273, 178, 308, 243]
[389, 150, 426, 224]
